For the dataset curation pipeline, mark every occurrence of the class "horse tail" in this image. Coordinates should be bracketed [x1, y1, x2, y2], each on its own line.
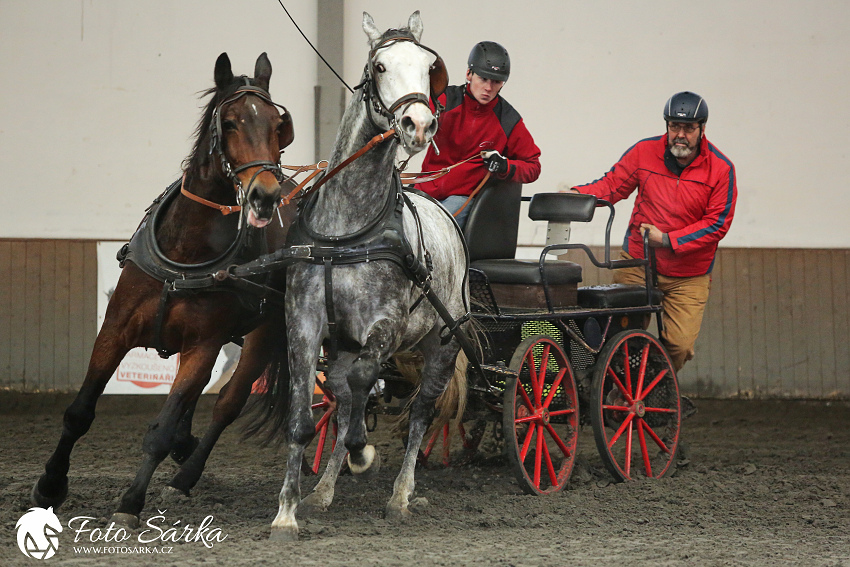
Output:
[389, 325, 477, 439]
[241, 334, 290, 446]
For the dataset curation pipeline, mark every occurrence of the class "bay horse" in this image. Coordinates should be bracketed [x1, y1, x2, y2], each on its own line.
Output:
[32, 52, 295, 528]
[267, 11, 469, 540]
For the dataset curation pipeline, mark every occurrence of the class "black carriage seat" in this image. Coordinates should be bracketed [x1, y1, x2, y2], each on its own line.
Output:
[465, 185, 584, 309]
[523, 192, 664, 310]
[577, 284, 664, 309]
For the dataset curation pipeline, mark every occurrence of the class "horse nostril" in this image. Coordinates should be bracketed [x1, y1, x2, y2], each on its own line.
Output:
[400, 115, 416, 134]
[427, 118, 437, 135]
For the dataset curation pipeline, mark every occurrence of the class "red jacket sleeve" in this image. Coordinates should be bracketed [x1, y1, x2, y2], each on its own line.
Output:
[502, 119, 541, 183]
[668, 160, 737, 254]
[572, 143, 642, 203]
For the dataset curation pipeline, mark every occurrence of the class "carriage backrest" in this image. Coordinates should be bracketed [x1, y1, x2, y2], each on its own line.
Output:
[528, 192, 597, 223]
[463, 180, 523, 262]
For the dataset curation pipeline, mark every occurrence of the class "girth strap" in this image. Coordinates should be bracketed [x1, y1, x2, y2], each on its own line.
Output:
[154, 281, 174, 359]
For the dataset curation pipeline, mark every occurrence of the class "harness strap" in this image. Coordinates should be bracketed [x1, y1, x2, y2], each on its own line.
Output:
[179, 174, 242, 215]
[323, 257, 339, 361]
[300, 128, 397, 201]
[154, 281, 173, 359]
[451, 170, 492, 219]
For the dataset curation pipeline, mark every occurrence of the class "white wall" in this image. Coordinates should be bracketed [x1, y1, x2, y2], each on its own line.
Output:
[344, 1, 850, 248]
[3, 1, 849, 248]
[0, 0, 316, 239]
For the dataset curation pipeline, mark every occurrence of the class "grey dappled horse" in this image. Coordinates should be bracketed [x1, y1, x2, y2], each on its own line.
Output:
[269, 11, 467, 540]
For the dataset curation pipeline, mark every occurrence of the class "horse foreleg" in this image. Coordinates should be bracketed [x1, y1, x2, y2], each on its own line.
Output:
[271, 321, 321, 541]
[168, 322, 286, 496]
[300, 357, 353, 514]
[32, 331, 130, 510]
[111, 346, 219, 528]
[168, 403, 199, 465]
[386, 334, 461, 521]
[345, 319, 399, 474]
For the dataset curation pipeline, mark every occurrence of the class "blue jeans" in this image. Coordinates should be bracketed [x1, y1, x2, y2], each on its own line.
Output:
[439, 195, 474, 228]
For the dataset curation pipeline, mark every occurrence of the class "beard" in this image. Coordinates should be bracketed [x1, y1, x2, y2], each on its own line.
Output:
[670, 137, 697, 159]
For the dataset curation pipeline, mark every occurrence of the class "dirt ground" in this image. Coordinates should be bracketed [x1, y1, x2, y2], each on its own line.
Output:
[1, 393, 849, 566]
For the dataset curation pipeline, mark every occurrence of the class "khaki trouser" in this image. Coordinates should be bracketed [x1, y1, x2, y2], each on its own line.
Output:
[613, 251, 711, 372]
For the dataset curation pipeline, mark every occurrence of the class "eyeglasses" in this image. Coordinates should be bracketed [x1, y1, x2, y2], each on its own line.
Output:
[667, 122, 700, 134]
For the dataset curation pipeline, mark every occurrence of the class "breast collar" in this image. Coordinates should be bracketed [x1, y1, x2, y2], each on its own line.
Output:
[286, 171, 430, 283]
[118, 179, 270, 292]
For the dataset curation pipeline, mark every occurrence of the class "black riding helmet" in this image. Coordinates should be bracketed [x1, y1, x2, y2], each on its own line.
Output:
[467, 41, 510, 82]
[664, 91, 708, 123]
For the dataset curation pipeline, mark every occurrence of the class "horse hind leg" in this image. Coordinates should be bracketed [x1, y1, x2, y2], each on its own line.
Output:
[32, 331, 131, 510]
[386, 333, 462, 521]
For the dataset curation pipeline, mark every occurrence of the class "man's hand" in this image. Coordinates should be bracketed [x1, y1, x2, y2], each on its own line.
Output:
[639, 223, 670, 248]
[482, 151, 508, 175]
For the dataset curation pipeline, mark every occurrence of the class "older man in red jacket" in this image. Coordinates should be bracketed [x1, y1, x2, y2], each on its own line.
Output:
[418, 41, 541, 227]
[570, 91, 737, 371]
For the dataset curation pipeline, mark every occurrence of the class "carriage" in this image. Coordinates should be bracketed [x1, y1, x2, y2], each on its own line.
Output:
[304, 179, 683, 497]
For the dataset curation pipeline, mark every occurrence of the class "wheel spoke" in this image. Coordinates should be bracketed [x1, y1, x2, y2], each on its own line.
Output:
[641, 419, 671, 454]
[311, 422, 328, 474]
[548, 408, 576, 418]
[542, 367, 567, 409]
[624, 419, 633, 477]
[314, 405, 334, 432]
[526, 350, 542, 406]
[607, 412, 636, 448]
[641, 369, 669, 398]
[519, 422, 536, 462]
[637, 419, 653, 477]
[607, 368, 635, 405]
[542, 434, 559, 487]
[544, 422, 573, 458]
[537, 344, 551, 406]
[635, 343, 650, 399]
[621, 341, 632, 397]
[534, 424, 544, 487]
[644, 406, 676, 414]
[518, 379, 537, 411]
[423, 427, 439, 459]
[601, 404, 630, 412]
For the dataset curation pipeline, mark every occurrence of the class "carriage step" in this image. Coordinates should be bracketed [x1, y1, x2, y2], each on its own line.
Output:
[478, 363, 517, 377]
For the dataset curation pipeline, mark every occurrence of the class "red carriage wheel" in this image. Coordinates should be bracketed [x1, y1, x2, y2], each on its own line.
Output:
[590, 329, 681, 481]
[301, 378, 339, 476]
[419, 419, 488, 468]
[503, 335, 579, 495]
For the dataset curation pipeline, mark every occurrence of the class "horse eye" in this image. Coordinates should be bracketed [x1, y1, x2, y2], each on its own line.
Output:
[222, 119, 237, 132]
[375, 63, 386, 73]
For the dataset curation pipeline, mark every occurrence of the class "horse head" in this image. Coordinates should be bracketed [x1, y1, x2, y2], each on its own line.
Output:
[362, 11, 446, 155]
[210, 52, 294, 228]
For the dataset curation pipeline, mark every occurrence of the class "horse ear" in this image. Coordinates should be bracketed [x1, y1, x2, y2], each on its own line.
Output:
[407, 11, 423, 42]
[214, 53, 234, 89]
[362, 12, 381, 45]
[254, 52, 272, 92]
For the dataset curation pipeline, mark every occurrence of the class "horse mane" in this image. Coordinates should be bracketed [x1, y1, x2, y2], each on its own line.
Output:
[181, 79, 246, 178]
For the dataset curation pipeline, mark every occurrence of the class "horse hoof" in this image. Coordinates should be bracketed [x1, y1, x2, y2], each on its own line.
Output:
[347, 445, 381, 476]
[299, 492, 331, 514]
[170, 436, 200, 465]
[109, 513, 140, 530]
[384, 504, 412, 522]
[31, 477, 68, 509]
[160, 485, 190, 504]
[269, 527, 299, 542]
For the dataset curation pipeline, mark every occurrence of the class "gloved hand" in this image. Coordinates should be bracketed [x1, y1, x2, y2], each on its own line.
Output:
[482, 150, 508, 175]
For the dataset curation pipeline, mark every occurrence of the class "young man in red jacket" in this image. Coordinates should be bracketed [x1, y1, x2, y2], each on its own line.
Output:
[418, 41, 541, 227]
[570, 91, 737, 371]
